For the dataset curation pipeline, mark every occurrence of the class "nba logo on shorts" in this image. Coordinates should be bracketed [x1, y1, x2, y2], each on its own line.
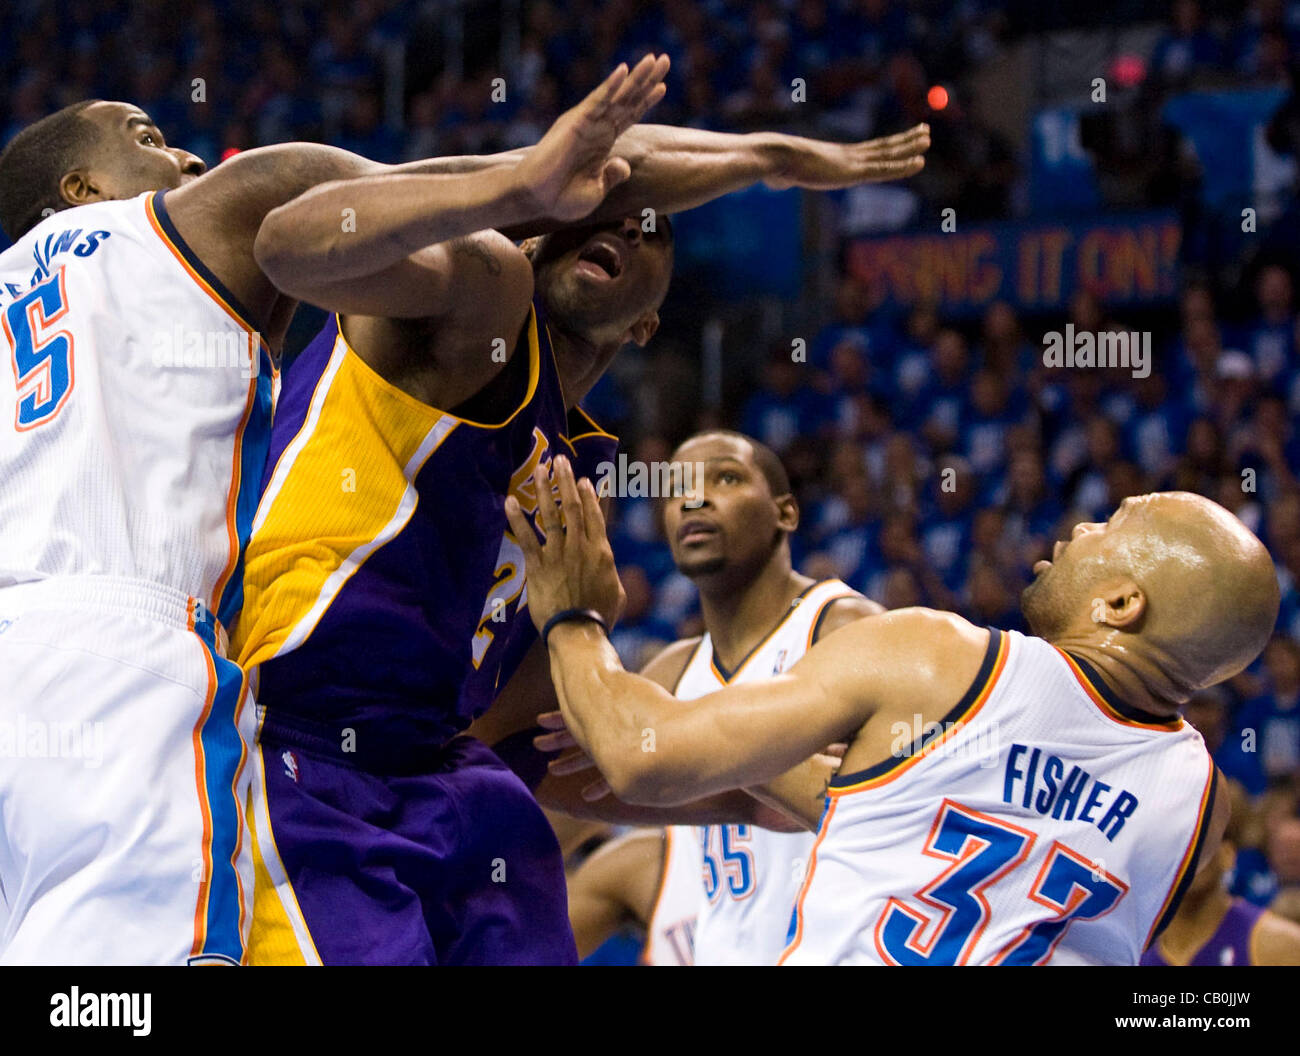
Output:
[282, 750, 299, 783]
[772, 649, 788, 674]
[0, 619, 11, 635]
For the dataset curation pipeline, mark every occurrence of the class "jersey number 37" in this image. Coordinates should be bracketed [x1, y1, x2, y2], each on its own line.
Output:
[876, 799, 1128, 965]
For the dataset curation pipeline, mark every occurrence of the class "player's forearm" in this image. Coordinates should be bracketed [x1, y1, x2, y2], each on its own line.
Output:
[546, 623, 819, 808]
[389, 148, 529, 176]
[537, 771, 764, 827]
[581, 125, 786, 221]
[546, 622, 677, 802]
[253, 162, 539, 287]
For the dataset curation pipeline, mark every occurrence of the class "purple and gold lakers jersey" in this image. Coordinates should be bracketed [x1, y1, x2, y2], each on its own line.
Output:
[231, 299, 616, 768]
[1141, 897, 1265, 966]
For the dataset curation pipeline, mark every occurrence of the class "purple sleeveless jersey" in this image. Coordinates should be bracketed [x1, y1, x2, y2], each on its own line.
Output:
[252, 298, 616, 964]
[257, 297, 617, 770]
[1142, 898, 1264, 966]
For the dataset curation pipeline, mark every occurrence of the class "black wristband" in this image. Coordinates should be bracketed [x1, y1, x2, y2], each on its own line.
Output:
[541, 608, 608, 646]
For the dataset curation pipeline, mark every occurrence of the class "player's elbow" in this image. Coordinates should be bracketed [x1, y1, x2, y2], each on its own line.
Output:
[252, 207, 302, 291]
[603, 753, 696, 807]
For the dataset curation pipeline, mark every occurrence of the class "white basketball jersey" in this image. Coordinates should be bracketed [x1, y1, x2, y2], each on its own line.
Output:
[676, 579, 862, 966]
[0, 191, 275, 630]
[643, 827, 701, 966]
[781, 628, 1217, 966]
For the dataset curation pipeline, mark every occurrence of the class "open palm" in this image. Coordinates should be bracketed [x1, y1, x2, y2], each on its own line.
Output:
[520, 54, 671, 222]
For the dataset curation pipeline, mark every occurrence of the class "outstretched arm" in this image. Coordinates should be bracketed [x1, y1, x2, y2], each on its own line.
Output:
[162, 141, 529, 339]
[533, 638, 806, 830]
[504, 456, 984, 805]
[251, 55, 670, 317]
[568, 121, 930, 227]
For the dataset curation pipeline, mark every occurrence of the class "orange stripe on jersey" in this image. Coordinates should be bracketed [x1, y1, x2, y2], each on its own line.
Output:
[805, 592, 860, 651]
[144, 194, 264, 340]
[640, 829, 675, 966]
[829, 630, 1009, 795]
[777, 797, 838, 964]
[145, 194, 270, 622]
[709, 581, 828, 684]
[1055, 649, 1186, 732]
[208, 337, 259, 621]
[189, 626, 218, 959]
[1145, 757, 1217, 950]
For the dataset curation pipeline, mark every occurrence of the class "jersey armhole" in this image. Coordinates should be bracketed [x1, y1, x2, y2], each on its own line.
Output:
[1145, 760, 1219, 949]
[808, 591, 867, 647]
[828, 627, 1006, 792]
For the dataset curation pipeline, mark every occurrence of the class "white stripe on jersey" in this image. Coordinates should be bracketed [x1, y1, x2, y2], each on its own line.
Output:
[677, 579, 863, 966]
[781, 628, 1216, 966]
[643, 827, 701, 966]
[0, 192, 273, 622]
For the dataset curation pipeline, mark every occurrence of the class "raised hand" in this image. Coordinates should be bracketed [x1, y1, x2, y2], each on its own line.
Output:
[516, 54, 671, 222]
[504, 455, 627, 631]
[763, 123, 931, 191]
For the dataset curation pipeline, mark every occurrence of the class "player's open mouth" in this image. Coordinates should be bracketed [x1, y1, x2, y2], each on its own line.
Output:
[574, 239, 624, 282]
[678, 518, 719, 545]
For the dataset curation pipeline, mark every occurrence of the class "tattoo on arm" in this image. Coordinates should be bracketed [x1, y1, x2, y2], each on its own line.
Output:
[452, 237, 503, 276]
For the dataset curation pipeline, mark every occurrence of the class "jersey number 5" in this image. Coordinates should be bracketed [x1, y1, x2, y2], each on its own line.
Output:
[6, 269, 75, 432]
[875, 799, 1128, 965]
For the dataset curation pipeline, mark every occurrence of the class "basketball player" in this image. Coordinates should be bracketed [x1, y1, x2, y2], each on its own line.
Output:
[1142, 817, 1300, 965]
[230, 57, 930, 964]
[509, 463, 1280, 964]
[0, 94, 565, 964]
[550, 430, 878, 964]
[566, 827, 701, 965]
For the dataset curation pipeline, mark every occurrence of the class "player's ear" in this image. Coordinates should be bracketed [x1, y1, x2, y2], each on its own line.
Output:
[776, 493, 799, 534]
[626, 311, 659, 348]
[1096, 579, 1145, 629]
[59, 170, 101, 208]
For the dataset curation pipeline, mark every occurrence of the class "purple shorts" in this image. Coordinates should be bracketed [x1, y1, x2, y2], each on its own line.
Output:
[260, 730, 577, 965]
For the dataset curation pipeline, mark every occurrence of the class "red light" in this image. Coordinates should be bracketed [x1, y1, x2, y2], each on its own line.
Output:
[220, 147, 242, 162]
[927, 85, 949, 111]
[1111, 54, 1146, 88]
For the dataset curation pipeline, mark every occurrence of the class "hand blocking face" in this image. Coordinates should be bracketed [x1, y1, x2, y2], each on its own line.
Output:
[504, 455, 627, 633]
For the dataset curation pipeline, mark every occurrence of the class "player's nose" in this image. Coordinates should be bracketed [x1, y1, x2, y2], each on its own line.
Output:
[618, 216, 641, 245]
[174, 148, 207, 177]
[680, 490, 711, 512]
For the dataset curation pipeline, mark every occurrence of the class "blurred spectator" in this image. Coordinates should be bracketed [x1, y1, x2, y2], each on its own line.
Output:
[1238, 264, 1297, 384]
[1150, 0, 1226, 87]
[740, 345, 825, 454]
[1220, 637, 1300, 795]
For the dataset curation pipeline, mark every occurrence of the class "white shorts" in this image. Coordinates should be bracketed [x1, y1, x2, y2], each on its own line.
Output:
[0, 576, 256, 965]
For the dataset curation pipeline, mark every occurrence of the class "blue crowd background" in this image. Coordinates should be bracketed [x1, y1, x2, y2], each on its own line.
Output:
[4, 0, 1299, 924]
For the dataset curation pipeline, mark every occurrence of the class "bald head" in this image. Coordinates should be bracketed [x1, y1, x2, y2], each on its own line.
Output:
[1022, 492, 1279, 695]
